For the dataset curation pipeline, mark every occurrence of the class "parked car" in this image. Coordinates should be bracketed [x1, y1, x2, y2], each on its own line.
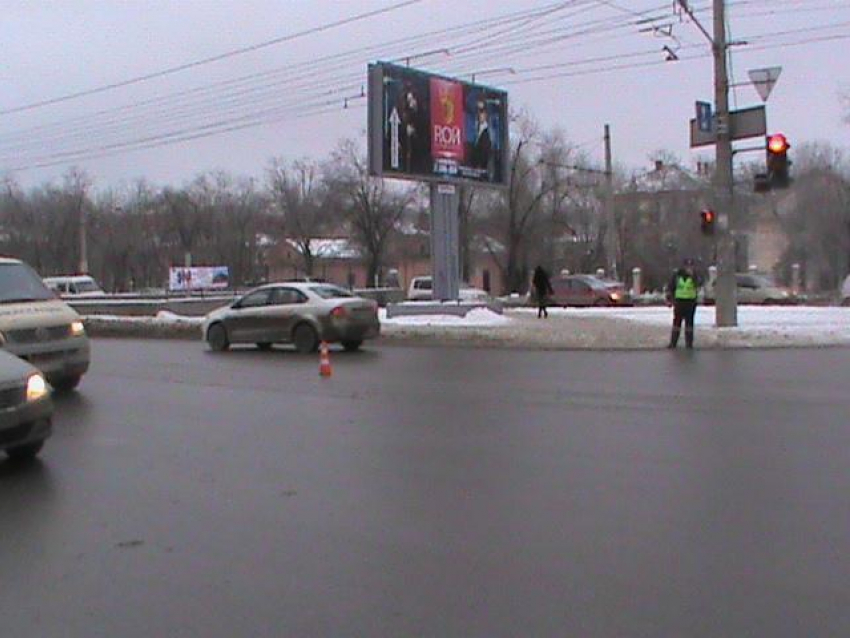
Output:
[533, 274, 631, 307]
[0, 259, 91, 391]
[408, 276, 432, 301]
[704, 273, 794, 305]
[202, 282, 380, 353]
[841, 274, 850, 306]
[0, 349, 53, 462]
[43, 275, 106, 298]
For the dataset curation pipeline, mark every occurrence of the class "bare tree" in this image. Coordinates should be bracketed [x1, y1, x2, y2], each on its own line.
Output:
[267, 158, 331, 276]
[479, 117, 557, 293]
[780, 142, 850, 291]
[160, 184, 208, 268]
[325, 139, 414, 287]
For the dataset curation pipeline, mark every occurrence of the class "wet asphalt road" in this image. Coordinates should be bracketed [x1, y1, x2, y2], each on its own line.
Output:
[2, 339, 850, 637]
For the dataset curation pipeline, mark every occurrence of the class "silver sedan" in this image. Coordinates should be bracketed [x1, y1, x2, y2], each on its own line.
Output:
[202, 283, 380, 353]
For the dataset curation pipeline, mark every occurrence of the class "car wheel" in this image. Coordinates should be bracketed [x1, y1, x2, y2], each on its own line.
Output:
[6, 441, 44, 462]
[52, 375, 81, 393]
[207, 323, 229, 352]
[292, 323, 319, 354]
[341, 340, 362, 352]
[256, 342, 273, 351]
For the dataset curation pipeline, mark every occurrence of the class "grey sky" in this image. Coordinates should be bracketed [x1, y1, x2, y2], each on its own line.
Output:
[1, 0, 848, 188]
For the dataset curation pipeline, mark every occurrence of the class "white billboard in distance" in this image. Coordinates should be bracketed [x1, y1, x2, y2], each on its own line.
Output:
[169, 266, 229, 291]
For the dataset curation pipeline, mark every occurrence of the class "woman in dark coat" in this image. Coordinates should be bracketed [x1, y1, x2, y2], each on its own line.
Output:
[532, 266, 554, 318]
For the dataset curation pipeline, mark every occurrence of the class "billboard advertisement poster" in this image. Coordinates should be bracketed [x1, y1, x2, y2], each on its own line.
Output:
[169, 266, 229, 292]
[368, 62, 508, 186]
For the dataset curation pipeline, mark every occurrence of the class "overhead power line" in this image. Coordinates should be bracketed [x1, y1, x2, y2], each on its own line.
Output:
[0, 0, 426, 116]
[1, 0, 847, 172]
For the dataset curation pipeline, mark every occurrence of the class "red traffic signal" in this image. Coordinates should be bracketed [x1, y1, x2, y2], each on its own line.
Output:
[700, 209, 716, 235]
[766, 133, 791, 188]
[767, 133, 790, 155]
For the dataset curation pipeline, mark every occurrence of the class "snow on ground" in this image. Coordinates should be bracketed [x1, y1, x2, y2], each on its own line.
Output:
[579, 305, 850, 332]
[87, 311, 204, 326]
[514, 305, 850, 344]
[83, 305, 850, 347]
[378, 307, 512, 327]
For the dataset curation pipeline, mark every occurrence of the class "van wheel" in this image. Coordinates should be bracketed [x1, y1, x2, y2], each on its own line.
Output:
[256, 342, 272, 351]
[6, 441, 44, 462]
[207, 323, 229, 352]
[52, 375, 81, 392]
[292, 324, 319, 354]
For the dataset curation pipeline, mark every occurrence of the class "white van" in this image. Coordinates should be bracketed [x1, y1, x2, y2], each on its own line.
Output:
[43, 274, 105, 298]
[0, 258, 91, 391]
[408, 276, 432, 301]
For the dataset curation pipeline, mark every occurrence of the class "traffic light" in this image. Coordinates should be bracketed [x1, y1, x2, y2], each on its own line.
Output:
[766, 133, 791, 188]
[700, 209, 716, 236]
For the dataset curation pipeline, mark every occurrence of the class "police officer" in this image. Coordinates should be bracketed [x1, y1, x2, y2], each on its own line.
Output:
[666, 258, 701, 349]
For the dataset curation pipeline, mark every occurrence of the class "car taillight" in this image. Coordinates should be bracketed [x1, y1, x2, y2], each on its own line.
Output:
[330, 306, 348, 319]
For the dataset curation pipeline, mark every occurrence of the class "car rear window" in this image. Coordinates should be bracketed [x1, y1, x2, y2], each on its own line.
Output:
[309, 285, 353, 299]
[74, 280, 101, 293]
[415, 279, 432, 290]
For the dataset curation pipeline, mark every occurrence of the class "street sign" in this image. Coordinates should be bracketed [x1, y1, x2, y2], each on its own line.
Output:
[696, 101, 713, 133]
[689, 106, 766, 148]
[748, 67, 782, 102]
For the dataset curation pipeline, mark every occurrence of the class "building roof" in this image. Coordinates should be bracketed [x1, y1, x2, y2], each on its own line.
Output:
[630, 163, 704, 194]
[286, 238, 361, 259]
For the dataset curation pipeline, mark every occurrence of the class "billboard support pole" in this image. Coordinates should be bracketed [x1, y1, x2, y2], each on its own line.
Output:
[430, 183, 460, 301]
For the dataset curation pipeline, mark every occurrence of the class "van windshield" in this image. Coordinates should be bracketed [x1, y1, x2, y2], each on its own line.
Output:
[0, 263, 55, 303]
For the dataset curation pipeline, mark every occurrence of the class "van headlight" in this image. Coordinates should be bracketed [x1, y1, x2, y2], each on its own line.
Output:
[27, 374, 48, 402]
[71, 321, 86, 336]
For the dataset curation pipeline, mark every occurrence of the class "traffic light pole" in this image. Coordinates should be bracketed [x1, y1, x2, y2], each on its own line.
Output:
[712, 0, 738, 327]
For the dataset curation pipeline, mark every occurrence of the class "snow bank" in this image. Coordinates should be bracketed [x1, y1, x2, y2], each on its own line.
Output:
[533, 305, 850, 346]
[87, 311, 204, 326]
[379, 307, 511, 327]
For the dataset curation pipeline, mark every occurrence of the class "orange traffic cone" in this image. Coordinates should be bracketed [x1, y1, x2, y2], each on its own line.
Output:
[319, 341, 332, 378]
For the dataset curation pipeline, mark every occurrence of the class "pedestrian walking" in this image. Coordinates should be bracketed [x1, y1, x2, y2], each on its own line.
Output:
[532, 266, 554, 319]
[666, 258, 701, 349]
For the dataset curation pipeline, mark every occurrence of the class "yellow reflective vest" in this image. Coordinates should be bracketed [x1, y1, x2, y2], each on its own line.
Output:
[675, 276, 698, 301]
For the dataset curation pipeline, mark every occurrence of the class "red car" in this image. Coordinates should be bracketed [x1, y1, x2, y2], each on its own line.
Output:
[544, 275, 631, 307]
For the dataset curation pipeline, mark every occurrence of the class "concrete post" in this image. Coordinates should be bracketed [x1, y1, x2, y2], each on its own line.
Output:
[791, 263, 801, 295]
[631, 267, 642, 297]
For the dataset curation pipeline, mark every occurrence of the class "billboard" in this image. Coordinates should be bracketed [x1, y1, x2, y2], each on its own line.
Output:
[368, 62, 508, 186]
[168, 266, 229, 292]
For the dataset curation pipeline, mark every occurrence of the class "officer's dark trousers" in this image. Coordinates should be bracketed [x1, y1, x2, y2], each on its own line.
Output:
[670, 299, 697, 348]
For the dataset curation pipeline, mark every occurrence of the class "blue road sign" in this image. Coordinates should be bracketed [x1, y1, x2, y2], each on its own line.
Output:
[696, 101, 713, 133]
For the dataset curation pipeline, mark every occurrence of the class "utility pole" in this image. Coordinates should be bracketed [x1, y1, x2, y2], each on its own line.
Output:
[78, 205, 88, 274]
[677, 0, 737, 326]
[712, 0, 737, 326]
[603, 124, 616, 280]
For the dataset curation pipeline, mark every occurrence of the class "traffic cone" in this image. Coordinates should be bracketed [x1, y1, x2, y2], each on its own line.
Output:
[319, 341, 332, 378]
